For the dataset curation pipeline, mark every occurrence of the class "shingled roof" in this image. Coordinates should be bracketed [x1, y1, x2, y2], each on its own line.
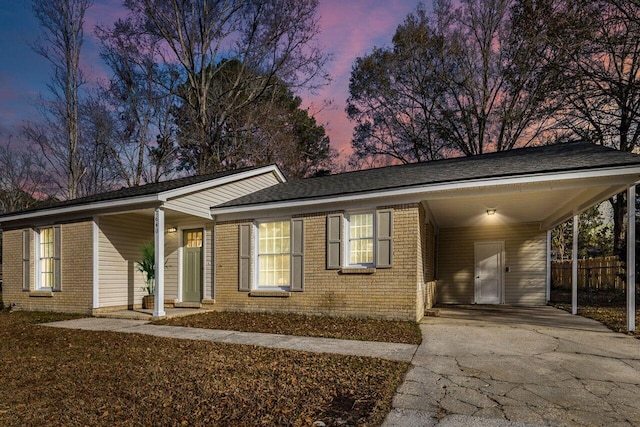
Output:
[215, 142, 640, 209]
[1, 165, 264, 219]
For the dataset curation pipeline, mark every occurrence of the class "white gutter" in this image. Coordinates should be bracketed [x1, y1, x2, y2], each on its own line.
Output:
[0, 194, 162, 224]
[0, 165, 286, 225]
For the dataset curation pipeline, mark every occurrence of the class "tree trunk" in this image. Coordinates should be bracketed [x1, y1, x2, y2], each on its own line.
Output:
[612, 192, 627, 262]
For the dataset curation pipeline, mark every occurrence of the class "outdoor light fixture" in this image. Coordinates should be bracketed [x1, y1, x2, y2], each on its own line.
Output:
[486, 209, 497, 216]
[166, 227, 177, 233]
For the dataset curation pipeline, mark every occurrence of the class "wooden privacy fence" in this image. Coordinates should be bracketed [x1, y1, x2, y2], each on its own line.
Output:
[551, 256, 626, 291]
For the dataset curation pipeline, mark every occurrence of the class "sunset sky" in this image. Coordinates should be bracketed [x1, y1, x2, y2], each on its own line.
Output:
[0, 0, 428, 160]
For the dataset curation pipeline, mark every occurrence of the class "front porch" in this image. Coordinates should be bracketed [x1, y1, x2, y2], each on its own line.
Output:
[95, 207, 214, 318]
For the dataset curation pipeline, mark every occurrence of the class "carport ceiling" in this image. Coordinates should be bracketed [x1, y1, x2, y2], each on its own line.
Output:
[423, 175, 633, 230]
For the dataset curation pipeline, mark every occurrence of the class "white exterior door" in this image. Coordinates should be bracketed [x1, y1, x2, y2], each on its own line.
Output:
[475, 241, 503, 304]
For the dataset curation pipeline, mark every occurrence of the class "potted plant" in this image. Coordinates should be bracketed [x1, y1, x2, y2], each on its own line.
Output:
[137, 241, 155, 309]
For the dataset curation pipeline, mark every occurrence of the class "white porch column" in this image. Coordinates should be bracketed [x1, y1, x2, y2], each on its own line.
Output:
[154, 207, 166, 317]
[572, 214, 578, 315]
[628, 186, 636, 332]
[546, 229, 552, 302]
[92, 218, 100, 310]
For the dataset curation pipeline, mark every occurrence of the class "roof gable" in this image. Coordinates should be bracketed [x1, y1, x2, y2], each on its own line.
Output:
[0, 165, 284, 223]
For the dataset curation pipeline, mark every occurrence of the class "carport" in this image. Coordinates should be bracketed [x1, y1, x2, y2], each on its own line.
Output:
[420, 143, 640, 330]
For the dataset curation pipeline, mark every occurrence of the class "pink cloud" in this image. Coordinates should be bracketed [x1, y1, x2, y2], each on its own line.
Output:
[303, 0, 427, 162]
[0, 0, 430, 167]
[84, 0, 131, 34]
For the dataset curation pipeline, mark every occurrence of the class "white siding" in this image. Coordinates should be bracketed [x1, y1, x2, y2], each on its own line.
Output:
[164, 230, 179, 300]
[437, 223, 546, 305]
[98, 214, 153, 308]
[165, 172, 280, 218]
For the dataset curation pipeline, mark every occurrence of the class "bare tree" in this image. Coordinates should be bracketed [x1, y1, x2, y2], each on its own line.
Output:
[0, 142, 50, 214]
[347, 6, 452, 166]
[96, 18, 180, 186]
[122, 0, 330, 174]
[77, 97, 120, 195]
[26, 0, 92, 199]
[347, 0, 567, 165]
[549, 0, 640, 258]
[556, 1, 640, 152]
[172, 61, 335, 178]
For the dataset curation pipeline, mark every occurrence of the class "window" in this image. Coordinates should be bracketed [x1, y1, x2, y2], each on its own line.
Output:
[239, 219, 303, 292]
[257, 221, 291, 288]
[185, 230, 203, 248]
[35, 226, 60, 291]
[347, 213, 374, 266]
[37, 227, 55, 289]
[326, 210, 393, 270]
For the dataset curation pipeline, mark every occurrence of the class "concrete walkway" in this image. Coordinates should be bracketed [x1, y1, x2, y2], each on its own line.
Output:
[44, 317, 417, 362]
[384, 305, 640, 427]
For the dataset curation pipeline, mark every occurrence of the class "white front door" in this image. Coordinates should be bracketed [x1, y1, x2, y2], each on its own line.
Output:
[475, 241, 503, 304]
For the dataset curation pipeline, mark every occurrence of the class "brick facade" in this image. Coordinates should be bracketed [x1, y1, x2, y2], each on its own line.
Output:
[1, 205, 433, 320]
[416, 204, 438, 319]
[213, 204, 424, 321]
[2, 221, 93, 313]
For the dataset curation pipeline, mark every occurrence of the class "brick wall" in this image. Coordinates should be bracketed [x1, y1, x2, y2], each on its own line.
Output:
[2, 221, 93, 313]
[416, 204, 437, 319]
[214, 204, 422, 321]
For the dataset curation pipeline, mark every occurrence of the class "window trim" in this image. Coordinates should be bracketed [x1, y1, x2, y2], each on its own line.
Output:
[344, 211, 376, 268]
[253, 218, 292, 291]
[34, 227, 56, 291]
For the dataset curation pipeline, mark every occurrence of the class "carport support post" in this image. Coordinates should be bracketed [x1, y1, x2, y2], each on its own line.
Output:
[572, 214, 578, 315]
[627, 185, 636, 332]
[154, 207, 166, 318]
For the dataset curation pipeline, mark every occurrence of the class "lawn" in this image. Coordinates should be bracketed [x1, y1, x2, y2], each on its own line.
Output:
[154, 311, 423, 345]
[551, 288, 640, 337]
[0, 310, 409, 426]
[575, 305, 640, 336]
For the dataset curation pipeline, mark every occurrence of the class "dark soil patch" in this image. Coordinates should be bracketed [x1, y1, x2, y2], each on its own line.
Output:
[550, 288, 628, 306]
[154, 311, 423, 345]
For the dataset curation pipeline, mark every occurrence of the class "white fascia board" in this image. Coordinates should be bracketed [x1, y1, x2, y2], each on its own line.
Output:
[159, 165, 286, 200]
[0, 166, 286, 226]
[210, 166, 640, 218]
[0, 194, 162, 224]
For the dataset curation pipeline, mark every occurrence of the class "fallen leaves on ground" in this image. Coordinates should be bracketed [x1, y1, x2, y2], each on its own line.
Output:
[154, 311, 422, 345]
[0, 310, 409, 426]
[576, 306, 640, 336]
[551, 288, 640, 337]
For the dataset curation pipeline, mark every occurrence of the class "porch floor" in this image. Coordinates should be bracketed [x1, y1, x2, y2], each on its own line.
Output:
[94, 307, 213, 321]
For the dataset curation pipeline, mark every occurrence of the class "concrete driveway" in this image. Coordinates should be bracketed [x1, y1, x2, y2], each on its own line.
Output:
[384, 306, 640, 427]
